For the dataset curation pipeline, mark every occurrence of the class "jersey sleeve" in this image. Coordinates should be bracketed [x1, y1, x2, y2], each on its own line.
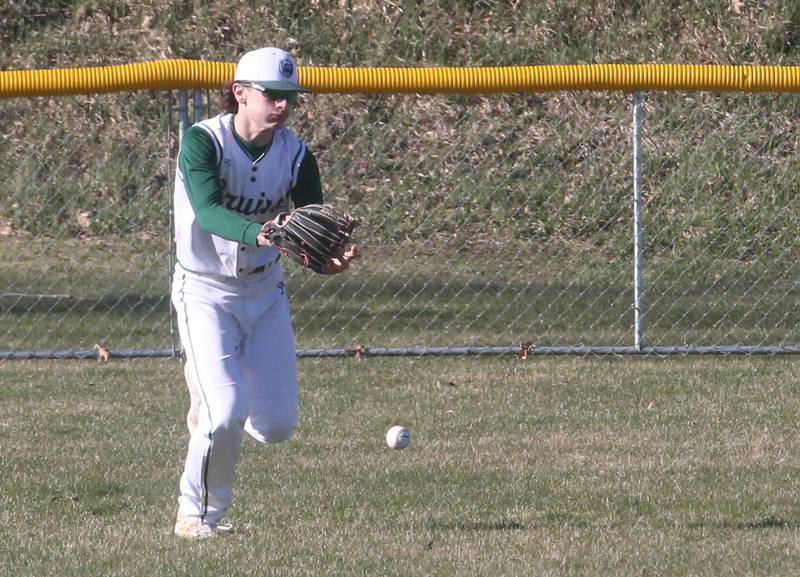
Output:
[289, 150, 323, 208]
[178, 126, 262, 245]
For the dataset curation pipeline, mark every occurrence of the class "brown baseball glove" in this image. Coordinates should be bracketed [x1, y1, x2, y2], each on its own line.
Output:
[262, 204, 357, 274]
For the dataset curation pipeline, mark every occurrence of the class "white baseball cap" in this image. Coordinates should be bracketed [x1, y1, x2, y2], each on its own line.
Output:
[233, 47, 310, 93]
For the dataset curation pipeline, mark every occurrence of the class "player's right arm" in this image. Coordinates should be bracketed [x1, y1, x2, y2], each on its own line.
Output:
[178, 126, 262, 246]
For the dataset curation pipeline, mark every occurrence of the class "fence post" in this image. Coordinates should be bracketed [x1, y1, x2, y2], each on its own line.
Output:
[193, 89, 204, 124]
[633, 92, 645, 352]
[177, 90, 190, 141]
[169, 91, 191, 358]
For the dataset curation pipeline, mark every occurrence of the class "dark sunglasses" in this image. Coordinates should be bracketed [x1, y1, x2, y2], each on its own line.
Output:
[243, 84, 298, 104]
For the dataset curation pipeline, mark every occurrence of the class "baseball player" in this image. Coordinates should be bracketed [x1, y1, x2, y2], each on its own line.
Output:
[171, 46, 357, 539]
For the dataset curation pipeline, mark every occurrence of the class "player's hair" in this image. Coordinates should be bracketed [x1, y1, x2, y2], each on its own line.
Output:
[219, 84, 238, 114]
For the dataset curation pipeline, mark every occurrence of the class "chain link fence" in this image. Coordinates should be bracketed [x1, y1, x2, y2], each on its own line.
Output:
[1, 90, 798, 359]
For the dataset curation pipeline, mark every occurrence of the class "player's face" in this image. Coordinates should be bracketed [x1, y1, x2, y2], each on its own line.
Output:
[240, 85, 296, 129]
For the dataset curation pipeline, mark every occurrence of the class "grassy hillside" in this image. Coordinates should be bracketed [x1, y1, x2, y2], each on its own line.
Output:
[1, 1, 799, 257]
[3, 1, 800, 68]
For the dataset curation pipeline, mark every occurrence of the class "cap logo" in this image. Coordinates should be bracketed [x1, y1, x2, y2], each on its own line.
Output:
[279, 58, 294, 79]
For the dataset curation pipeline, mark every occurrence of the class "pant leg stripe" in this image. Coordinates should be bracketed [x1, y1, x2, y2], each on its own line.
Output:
[178, 273, 214, 521]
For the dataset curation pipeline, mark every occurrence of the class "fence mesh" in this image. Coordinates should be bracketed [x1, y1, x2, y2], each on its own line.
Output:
[0, 90, 797, 358]
[0, 92, 175, 357]
[640, 93, 800, 349]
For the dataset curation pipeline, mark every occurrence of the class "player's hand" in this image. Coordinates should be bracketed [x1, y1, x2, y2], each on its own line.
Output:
[321, 245, 358, 275]
[256, 230, 274, 247]
[256, 214, 287, 247]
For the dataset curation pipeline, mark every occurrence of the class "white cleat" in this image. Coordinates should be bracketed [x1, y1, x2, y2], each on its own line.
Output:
[174, 514, 234, 539]
[183, 361, 201, 435]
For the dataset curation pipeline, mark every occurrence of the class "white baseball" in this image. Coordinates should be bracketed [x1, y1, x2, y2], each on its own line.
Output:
[385, 425, 411, 450]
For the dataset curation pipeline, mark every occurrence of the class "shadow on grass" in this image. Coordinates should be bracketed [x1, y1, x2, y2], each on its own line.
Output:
[1, 293, 170, 316]
[44, 480, 129, 517]
[426, 518, 526, 532]
[687, 516, 800, 531]
[434, 515, 800, 532]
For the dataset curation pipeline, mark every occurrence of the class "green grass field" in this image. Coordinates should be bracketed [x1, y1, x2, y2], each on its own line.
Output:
[2, 355, 800, 576]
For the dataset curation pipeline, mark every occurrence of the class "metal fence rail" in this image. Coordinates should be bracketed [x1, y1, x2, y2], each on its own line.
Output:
[1, 90, 797, 359]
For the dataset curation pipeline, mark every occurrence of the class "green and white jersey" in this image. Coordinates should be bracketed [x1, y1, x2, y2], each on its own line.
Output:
[174, 113, 315, 278]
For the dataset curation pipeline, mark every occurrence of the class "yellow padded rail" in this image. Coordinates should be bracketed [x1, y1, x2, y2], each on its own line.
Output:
[2, 60, 800, 97]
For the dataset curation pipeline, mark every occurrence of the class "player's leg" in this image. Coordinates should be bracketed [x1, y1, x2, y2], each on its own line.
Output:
[172, 271, 249, 526]
[241, 273, 299, 444]
[183, 358, 201, 435]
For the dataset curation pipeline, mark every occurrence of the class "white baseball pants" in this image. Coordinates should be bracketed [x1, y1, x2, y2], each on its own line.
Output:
[171, 263, 298, 524]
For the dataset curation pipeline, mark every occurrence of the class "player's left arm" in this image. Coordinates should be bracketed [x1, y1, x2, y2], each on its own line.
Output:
[280, 150, 357, 274]
[256, 151, 322, 247]
[289, 151, 323, 208]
